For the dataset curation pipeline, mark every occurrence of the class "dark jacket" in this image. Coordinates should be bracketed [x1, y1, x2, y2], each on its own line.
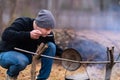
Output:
[0, 17, 55, 53]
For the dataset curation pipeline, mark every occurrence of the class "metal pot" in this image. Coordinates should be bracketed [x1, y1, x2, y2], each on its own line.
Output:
[61, 48, 82, 71]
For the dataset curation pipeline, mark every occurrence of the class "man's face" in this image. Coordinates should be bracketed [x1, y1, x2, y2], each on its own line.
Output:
[33, 21, 51, 37]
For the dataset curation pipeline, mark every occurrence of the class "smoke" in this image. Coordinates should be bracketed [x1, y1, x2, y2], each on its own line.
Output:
[68, 37, 107, 69]
[57, 3, 120, 32]
[65, 37, 108, 79]
[89, 11, 120, 32]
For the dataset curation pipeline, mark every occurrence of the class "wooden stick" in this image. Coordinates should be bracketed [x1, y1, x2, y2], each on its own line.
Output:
[31, 43, 48, 80]
[14, 47, 120, 64]
[105, 47, 114, 80]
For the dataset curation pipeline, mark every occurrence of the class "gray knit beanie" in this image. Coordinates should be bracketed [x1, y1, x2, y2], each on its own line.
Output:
[35, 9, 55, 29]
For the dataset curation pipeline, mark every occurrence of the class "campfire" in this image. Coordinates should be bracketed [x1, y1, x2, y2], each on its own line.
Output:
[54, 29, 120, 80]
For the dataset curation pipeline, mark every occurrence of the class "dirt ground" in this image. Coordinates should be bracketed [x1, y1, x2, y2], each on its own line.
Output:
[0, 60, 85, 80]
[0, 30, 120, 80]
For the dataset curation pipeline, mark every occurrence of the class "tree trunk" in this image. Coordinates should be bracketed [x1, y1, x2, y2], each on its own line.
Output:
[0, 0, 4, 36]
[7, 0, 17, 26]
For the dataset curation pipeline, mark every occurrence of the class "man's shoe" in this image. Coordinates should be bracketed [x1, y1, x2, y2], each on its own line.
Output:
[6, 74, 17, 80]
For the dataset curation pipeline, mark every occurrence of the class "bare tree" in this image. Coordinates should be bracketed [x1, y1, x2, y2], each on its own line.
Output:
[0, 0, 4, 36]
[0, 0, 18, 37]
[7, 0, 18, 26]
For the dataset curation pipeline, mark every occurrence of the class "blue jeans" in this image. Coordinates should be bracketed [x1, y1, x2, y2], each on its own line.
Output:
[0, 42, 56, 80]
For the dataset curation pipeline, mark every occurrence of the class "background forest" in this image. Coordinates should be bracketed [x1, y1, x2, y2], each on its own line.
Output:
[0, 0, 120, 37]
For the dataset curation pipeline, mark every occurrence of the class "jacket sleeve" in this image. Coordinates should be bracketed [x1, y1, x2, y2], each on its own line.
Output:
[2, 17, 31, 42]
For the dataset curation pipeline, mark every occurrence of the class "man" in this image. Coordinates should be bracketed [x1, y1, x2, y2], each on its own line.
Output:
[0, 9, 59, 80]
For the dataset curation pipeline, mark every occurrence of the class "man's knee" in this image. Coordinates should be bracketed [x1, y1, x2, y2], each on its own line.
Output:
[47, 42, 56, 50]
[45, 42, 56, 56]
[16, 59, 29, 70]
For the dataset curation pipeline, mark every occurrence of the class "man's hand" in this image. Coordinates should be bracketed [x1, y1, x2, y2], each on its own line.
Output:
[30, 30, 42, 39]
